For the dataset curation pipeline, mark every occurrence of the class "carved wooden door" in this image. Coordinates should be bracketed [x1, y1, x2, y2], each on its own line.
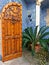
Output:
[2, 2, 22, 62]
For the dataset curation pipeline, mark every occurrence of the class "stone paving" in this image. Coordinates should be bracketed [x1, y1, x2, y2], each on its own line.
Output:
[0, 51, 37, 65]
[0, 57, 34, 65]
[0, 51, 49, 65]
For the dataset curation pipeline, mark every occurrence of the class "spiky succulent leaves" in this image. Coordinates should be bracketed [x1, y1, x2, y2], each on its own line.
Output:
[24, 27, 34, 41]
[38, 26, 45, 35]
[22, 32, 32, 49]
[31, 48, 35, 56]
[22, 38, 30, 50]
[26, 27, 37, 54]
[33, 26, 38, 44]
[38, 26, 49, 39]
[40, 39, 48, 51]
[40, 26, 49, 34]
[46, 38, 49, 43]
[39, 32, 49, 41]
[22, 32, 32, 42]
[38, 26, 49, 51]
[22, 27, 34, 49]
[22, 27, 35, 55]
[33, 26, 49, 52]
[22, 26, 49, 54]
[39, 26, 49, 37]
[31, 26, 38, 55]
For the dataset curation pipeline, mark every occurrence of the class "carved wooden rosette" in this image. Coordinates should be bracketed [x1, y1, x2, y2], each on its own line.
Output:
[2, 2, 22, 24]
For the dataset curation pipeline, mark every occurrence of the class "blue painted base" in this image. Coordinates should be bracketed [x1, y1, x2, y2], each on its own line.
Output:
[0, 55, 2, 60]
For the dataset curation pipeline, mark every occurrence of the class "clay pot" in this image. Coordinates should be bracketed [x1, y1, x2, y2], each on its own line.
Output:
[35, 44, 41, 53]
[30, 43, 40, 52]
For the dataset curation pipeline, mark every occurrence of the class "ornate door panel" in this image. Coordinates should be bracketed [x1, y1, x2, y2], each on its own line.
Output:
[2, 2, 22, 61]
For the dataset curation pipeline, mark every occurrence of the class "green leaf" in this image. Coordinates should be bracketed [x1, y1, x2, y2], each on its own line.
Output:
[31, 49, 35, 56]
[33, 26, 38, 40]
[34, 26, 38, 36]
[40, 40, 48, 51]
[40, 26, 49, 34]
[23, 39, 29, 48]
[24, 27, 29, 34]
[40, 32, 49, 39]
[38, 26, 45, 35]
[22, 26, 49, 54]
[23, 32, 33, 42]
[25, 27, 34, 40]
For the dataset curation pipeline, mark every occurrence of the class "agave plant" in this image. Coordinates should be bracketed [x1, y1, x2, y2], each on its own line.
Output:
[22, 26, 49, 55]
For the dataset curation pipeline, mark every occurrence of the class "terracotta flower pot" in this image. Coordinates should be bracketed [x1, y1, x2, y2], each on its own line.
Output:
[35, 44, 41, 53]
[28, 43, 41, 52]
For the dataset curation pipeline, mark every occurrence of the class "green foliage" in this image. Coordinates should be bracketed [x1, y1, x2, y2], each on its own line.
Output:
[22, 26, 49, 55]
[35, 49, 48, 65]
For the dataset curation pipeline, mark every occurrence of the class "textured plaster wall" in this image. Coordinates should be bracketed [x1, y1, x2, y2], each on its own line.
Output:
[26, 3, 46, 28]
[40, 8, 49, 38]
[26, 3, 49, 38]
[0, 0, 9, 11]
[45, 9, 49, 26]
[26, 3, 36, 29]
[40, 8, 46, 27]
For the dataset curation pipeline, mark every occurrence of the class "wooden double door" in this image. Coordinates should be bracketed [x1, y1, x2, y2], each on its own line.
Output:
[2, 2, 22, 61]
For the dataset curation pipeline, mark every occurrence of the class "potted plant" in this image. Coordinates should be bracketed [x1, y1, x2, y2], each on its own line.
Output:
[22, 26, 49, 55]
[35, 42, 41, 52]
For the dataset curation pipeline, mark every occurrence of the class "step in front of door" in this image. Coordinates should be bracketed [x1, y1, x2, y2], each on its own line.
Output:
[2, 52, 22, 62]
